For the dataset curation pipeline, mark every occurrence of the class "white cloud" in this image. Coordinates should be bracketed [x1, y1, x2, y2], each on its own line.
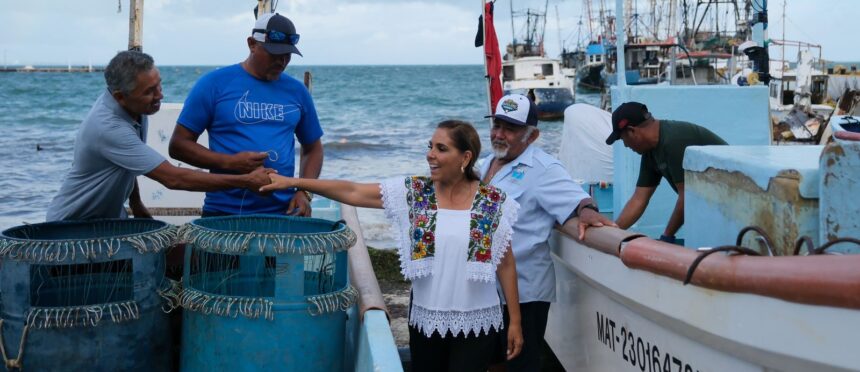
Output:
[0, 0, 854, 65]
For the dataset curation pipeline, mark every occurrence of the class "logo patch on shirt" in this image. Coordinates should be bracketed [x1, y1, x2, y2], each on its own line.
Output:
[512, 165, 525, 180]
[234, 91, 300, 124]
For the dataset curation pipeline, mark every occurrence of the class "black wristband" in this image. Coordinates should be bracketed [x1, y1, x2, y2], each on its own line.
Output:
[571, 203, 599, 219]
[581, 204, 599, 214]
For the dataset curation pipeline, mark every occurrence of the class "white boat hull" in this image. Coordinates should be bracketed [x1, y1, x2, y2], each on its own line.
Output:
[546, 232, 860, 372]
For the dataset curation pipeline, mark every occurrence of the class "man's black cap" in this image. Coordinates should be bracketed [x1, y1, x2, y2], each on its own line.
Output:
[252, 13, 302, 56]
[605, 102, 651, 145]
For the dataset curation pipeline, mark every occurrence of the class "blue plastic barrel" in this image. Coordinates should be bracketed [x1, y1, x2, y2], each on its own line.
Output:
[0, 219, 177, 370]
[178, 214, 357, 371]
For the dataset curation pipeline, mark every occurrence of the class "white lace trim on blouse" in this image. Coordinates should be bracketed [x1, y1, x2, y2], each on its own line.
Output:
[409, 303, 503, 338]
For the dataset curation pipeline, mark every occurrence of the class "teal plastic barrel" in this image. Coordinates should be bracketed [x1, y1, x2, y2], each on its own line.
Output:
[0, 219, 176, 370]
[178, 214, 357, 371]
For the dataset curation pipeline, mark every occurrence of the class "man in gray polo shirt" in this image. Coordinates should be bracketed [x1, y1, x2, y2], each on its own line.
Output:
[47, 51, 271, 221]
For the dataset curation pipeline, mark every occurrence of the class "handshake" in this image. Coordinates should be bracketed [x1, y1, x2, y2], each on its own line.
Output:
[244, 167, 277, 193]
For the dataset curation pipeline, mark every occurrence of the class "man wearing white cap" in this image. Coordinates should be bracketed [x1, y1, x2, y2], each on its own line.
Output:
[170, 13, 323, 217]
[481, 94, 615, 370]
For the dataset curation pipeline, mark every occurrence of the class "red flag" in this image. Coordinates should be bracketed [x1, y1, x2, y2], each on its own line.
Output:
[484, 1, 503, 114]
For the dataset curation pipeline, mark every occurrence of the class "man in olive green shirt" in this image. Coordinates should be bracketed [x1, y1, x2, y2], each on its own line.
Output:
[605, 102, 728, 243]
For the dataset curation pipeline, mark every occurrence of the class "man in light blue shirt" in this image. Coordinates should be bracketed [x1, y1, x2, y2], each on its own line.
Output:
[481, 94, 615, 370]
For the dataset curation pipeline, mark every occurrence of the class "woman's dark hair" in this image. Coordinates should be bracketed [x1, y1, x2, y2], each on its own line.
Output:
[436, 120, 481, 181]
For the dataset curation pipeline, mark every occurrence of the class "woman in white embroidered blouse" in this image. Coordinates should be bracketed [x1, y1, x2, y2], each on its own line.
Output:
[261, 120, 523, 371]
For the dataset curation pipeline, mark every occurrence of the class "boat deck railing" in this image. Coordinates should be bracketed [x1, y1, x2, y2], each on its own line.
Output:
[559, 220, 860, 310]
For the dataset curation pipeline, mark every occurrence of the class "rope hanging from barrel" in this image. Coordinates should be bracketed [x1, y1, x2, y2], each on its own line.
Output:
[0, 319, 30, 370]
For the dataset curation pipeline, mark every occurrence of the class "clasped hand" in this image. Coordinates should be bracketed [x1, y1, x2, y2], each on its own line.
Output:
[230, 151, 269, 174]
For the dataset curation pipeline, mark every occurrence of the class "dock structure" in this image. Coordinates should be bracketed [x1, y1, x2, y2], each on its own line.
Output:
[0, 66, 104, 73]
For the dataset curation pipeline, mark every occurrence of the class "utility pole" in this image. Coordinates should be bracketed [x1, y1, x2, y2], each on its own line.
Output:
[128, 0, 143, 51]
[257, 0, 273, 15]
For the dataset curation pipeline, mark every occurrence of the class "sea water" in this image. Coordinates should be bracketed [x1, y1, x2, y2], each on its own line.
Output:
[0, 65, 600, 248]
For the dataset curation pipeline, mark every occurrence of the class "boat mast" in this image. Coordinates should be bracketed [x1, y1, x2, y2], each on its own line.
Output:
[616, 0, 627, 86]
[598, 0, 607, 43]
[584, 0, 594, 40]
[781, 0, 786, 71]
[541, 0, 549, 55]
[128, 0, 143, 51]
[555, 5, 563, 57]
[666, 0, 676, 41]
[510, 0, 517, 49]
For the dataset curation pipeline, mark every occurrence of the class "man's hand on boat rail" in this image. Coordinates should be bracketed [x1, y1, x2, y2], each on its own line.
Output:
[577, 207, 617, 241]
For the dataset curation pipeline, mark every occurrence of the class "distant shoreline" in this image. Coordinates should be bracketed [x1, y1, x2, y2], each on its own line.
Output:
[0, 63, 488, 68]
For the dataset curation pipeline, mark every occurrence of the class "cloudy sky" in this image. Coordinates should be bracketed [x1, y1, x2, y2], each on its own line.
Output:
[0, 0, 855, 66]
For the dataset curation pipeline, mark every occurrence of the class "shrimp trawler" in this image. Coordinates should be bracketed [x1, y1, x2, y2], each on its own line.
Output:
[542, 1, 860, 371]
[500, 1, 576, 120]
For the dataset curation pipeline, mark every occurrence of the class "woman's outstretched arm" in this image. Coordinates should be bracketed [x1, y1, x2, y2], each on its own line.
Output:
[497, 246, 523, 360]
[260, 174, 383, 209]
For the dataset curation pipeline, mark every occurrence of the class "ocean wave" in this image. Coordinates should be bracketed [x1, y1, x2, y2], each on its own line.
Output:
[323, 139, 397, 152]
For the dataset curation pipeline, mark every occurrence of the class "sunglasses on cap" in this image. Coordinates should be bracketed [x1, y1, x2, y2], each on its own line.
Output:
[253, 29, 300, 45]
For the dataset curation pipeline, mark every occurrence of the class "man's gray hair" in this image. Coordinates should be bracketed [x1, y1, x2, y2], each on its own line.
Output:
[521, 126, 537, 143]
[104, 51, 155, 95]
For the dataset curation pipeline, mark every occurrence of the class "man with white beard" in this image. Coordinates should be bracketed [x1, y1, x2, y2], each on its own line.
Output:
[480, 94, 615, 371]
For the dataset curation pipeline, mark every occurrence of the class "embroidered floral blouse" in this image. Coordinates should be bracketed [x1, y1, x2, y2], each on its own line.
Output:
[381, 176, 519, 338]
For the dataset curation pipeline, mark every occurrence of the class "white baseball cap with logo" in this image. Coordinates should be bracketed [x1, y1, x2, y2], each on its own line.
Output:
[492, 94, 539, 126]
